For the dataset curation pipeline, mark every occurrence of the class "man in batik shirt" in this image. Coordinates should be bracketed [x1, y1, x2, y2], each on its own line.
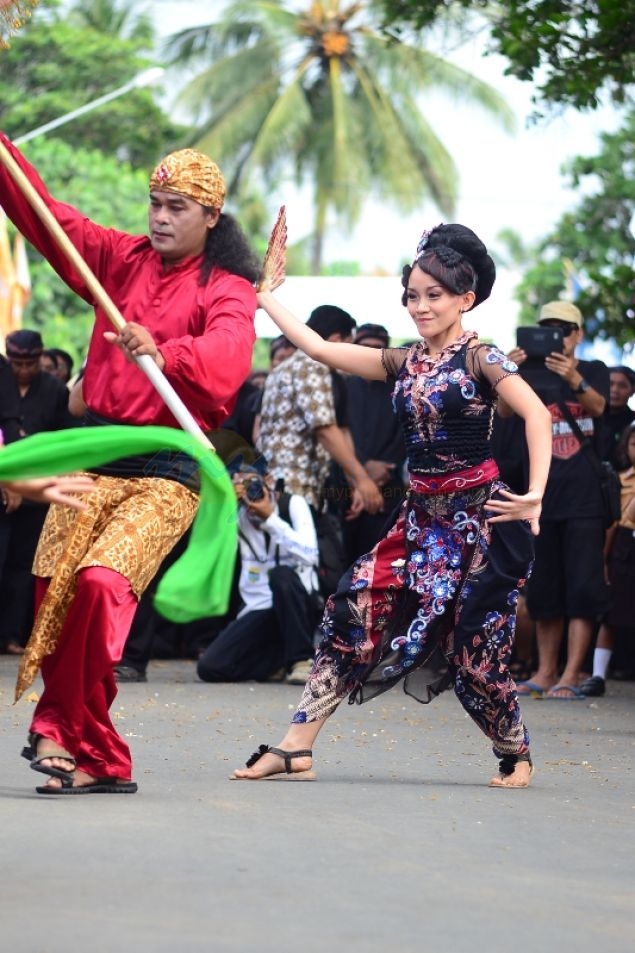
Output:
[258, 304, 382, 516]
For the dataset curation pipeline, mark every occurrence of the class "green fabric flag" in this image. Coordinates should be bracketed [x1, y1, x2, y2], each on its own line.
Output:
[0, 426, 238, 622]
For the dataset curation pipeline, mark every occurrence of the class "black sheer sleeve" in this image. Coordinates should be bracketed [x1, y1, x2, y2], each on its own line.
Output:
[381, 346, 409, 383]
[468, 344, 519, 394]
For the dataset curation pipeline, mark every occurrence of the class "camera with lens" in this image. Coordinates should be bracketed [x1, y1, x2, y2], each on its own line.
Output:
[243, 476, 266, 502]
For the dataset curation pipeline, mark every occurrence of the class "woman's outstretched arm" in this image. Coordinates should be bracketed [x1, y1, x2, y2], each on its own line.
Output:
[256, 289, 386, 381]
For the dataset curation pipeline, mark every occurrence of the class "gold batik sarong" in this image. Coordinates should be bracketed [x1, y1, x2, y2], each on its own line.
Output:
[16, 474, 198, 698]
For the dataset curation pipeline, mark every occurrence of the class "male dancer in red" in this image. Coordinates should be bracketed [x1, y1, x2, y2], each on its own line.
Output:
[0, 134, 259, 793]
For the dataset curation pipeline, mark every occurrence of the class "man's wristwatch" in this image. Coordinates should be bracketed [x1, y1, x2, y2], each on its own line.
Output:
[574, 378, 590, 394]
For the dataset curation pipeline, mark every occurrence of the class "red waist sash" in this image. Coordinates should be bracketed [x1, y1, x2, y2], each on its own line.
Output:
[409, 459, 500, 496]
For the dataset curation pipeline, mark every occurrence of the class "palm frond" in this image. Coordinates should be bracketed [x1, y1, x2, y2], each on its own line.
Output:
[192, 76, 283, 171]
[246, 74, 312, 168]
[162, 0, 515, 270]
[175, 39, 280, 121]
[363, 33, 516, 133]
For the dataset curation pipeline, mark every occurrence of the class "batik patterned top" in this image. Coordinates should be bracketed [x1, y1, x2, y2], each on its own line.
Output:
[258, 349, 337, 509]
[382, 332, 518, 476]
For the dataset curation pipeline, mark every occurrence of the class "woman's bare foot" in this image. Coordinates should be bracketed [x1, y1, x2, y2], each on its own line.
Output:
[489, 759, 534, 788]
[231, 745, 315, 780]
[232, 722, 324, 780]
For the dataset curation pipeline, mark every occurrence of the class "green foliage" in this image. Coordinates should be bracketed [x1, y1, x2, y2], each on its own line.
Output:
[164, 0, 513, 272]
[10, 138, 151, 364]
[379, 0, 635, 112]
[0, 15, 187, 166]
[514, 259, 572, 326]
[320, 261, 361, 277]
[514, 112, 635, 345]
[251, 338, 272, 371]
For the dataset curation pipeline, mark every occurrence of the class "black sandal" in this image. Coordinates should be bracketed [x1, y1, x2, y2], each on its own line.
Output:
[231, 743, 316, 781]
[36, 778, 138, 796]
[21, 733, 76, 783]
[489, 751, 534, 788]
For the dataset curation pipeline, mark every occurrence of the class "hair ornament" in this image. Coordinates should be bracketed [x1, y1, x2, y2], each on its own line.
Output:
[415, 224, 443, 259]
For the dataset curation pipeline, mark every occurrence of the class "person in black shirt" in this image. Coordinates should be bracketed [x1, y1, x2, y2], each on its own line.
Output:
[0, 330, 72, 654]
[344, 323, 407, 562]
[510, 301, 610, 699]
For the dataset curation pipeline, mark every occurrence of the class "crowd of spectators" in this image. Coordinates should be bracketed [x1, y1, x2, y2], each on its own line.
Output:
[2, 304, 634, 696]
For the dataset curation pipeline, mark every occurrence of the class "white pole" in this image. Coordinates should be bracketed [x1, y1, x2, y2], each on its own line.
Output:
[14, 68, 165, 145]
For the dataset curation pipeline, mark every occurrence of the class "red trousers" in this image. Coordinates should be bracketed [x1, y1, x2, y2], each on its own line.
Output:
[30, 567, 138, 779]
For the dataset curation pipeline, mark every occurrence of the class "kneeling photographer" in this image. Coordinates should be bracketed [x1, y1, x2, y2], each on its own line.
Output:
[197, 458, 319, 686]
[507, 300, 610, 700]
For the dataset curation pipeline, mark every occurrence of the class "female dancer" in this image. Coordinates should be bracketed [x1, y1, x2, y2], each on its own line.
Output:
[233, 223, 552, 788]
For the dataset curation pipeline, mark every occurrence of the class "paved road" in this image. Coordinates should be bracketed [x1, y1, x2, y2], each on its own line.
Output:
[1, 656, 632, 953]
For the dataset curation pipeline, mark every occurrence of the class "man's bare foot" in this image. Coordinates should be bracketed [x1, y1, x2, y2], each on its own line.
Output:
[489, 759, 534, 788]
[231, 745, 315, 780]
[24, 735, 76, 781]
[36, 770, 138, 794]
[33, 738, 75, 775]
[37, 769, 97, 791]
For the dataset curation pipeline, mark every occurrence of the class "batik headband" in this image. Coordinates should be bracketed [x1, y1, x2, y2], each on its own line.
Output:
[150, 148, 226, 209]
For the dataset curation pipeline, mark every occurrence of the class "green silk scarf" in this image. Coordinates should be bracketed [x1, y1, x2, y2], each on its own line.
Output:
[0, 425, 237, 622]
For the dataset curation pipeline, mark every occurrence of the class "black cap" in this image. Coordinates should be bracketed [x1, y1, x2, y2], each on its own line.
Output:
[5, 329, 44, 357]
[354, 323, 390, 347]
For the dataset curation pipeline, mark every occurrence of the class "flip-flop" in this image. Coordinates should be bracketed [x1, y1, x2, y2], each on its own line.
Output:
[515, 680, 548, 697]
[544, 683, 586, 700]
[36, 779, 138, 795]
[21, 734, 76, 783]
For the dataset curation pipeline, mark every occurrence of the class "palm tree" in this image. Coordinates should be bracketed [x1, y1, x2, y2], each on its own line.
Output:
[165, 0, 514, 273]
[67, 0, 154, 46]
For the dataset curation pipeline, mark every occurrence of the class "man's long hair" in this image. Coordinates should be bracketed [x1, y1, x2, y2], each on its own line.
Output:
[200, 213, 261, 286]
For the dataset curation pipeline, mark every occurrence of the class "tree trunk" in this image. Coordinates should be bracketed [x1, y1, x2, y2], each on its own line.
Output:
[310, 197, 327, 275]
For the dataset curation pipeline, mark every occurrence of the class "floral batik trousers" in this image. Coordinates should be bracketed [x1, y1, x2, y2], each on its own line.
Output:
[293, 481, 535, 758]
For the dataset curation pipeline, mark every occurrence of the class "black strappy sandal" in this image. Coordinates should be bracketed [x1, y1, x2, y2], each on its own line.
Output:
[231, 744, 316, 781]
[489, 751, 534, 788]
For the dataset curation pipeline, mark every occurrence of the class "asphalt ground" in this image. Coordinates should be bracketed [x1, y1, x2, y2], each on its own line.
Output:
[1, 655, 633, 953]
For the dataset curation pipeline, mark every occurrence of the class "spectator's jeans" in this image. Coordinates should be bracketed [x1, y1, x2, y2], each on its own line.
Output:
[197, 566, 316, 682]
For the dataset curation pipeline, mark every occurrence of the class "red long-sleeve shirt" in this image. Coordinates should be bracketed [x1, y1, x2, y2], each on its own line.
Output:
[0, 133, 256, 430]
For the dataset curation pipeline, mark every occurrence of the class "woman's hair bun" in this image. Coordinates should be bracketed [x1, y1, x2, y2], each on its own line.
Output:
[419, 223, 496, 307]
